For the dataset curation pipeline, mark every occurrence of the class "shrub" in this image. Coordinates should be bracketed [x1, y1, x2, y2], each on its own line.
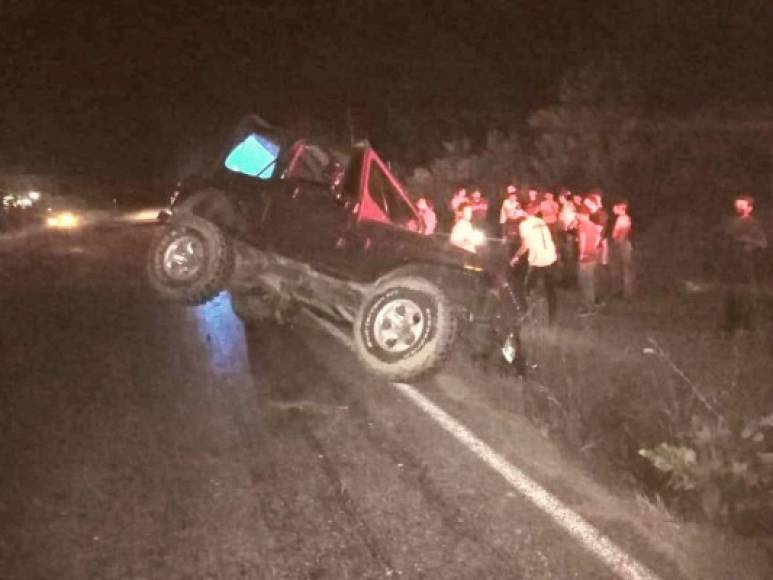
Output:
[639, 414, 773, 523]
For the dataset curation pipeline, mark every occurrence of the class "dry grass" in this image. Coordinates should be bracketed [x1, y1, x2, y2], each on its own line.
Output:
[514, 251, 773, 533]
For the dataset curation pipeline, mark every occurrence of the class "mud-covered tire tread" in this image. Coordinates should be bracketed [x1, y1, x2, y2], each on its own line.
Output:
[353, 275, 458, 381]
[146, 215, 234, 305]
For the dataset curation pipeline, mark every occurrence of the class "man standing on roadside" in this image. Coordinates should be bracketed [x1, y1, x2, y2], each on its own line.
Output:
[470, 188, 489, 229]
[587, 190, 610, 263]
[721, 194, 768, 332]
[585, 190, 611, 299]
[500, 185, 524, 238]
[576, 206, 601, 313]
[539, 191, 560, 241]
[510, 203, 559, 325]
[610, 200, 634, 300]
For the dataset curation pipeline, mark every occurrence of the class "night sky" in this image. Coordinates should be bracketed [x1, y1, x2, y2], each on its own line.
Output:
[2, 0, 771, 177]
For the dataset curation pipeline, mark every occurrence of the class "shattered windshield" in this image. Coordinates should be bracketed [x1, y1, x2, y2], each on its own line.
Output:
[223, 133, 281, 179]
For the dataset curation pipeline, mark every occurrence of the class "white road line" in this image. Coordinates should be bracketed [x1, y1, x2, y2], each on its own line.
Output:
[304, 309, 661, 579]
[392, 381, 662, 580]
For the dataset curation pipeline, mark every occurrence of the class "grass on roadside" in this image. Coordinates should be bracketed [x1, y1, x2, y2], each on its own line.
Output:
[518, 276, 773, 535]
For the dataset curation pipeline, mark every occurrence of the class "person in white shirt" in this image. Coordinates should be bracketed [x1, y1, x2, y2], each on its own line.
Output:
[449, 202, 481, 253]
[510, 203, 559, 324]
[500, 185, 525, 237]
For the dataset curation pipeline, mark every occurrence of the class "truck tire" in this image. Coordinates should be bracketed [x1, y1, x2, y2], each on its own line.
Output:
[354, 276, 458, 381]
[230, 290, 274, 325]
[147, 215, 233, 305]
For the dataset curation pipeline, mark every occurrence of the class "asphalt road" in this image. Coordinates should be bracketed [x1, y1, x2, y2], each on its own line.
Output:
[0, 226, 768, 580]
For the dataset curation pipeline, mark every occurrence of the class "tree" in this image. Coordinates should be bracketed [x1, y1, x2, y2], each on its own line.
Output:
[405, 129, 527, 224]
[527, 57, 646, 195]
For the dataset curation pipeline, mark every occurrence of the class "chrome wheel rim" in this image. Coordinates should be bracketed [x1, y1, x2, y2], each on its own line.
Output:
[372, 298, 426, 353]
[162, 234, 205, 281]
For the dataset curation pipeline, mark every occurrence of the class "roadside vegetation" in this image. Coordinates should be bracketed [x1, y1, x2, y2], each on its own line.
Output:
[521, 275, 772, 535]
[396, 58, 773, 541]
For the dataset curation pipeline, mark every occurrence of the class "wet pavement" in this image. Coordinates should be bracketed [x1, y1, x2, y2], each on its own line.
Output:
[0, 226, 769, 579]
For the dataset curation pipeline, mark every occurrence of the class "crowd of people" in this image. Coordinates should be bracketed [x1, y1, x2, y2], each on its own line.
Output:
[413, 184, 635, 322]
[413, 184, 769, 333]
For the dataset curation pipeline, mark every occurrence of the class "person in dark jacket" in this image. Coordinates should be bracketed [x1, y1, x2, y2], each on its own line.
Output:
[720, 195, 768, 332]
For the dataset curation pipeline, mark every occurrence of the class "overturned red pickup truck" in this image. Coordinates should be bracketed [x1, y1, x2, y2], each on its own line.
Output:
[147, 115, 524, 380]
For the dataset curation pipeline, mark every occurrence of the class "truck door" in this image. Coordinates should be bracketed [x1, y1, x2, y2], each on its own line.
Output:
[335, 150, 423, 281]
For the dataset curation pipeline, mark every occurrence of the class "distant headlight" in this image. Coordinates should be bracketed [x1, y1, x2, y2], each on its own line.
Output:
[126, 209, 165, 222]
[46, 211, 81, 229]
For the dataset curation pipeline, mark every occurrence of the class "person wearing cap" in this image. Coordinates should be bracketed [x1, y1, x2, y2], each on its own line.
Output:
[510, 202, 559, 325]
[720, 194, 768, 332]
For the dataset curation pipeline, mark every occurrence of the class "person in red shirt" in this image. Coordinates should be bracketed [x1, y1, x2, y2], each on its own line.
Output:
[576, 206, 601, 312]
[539, 191, 560, 240]
[585, 192, 610, 262]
